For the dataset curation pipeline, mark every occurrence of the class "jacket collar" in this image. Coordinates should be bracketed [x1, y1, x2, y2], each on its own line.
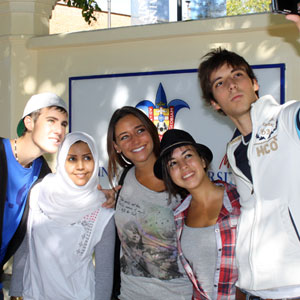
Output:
[230, 95, 280, 142]
[251, 95, 280, 124]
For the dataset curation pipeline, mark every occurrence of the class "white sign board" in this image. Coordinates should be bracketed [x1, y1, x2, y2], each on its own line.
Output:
[69, 64, 285, 188]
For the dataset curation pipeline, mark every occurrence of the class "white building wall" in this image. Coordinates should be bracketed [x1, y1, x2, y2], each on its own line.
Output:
[0, 3, 299, 138]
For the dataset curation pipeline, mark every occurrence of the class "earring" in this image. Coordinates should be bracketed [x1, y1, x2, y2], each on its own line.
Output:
[120, 153, 132, 165]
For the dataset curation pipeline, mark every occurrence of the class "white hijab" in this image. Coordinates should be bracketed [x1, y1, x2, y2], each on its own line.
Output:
[38, 131, 105, 224]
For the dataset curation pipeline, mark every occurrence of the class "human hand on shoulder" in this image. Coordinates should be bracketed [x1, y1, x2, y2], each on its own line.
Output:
[97, 184, 121, 208]
[286, 14, 300, 32]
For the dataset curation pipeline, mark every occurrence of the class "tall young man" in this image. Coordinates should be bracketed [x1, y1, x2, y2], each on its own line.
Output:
[198, 16, 300, 300]
[0, 92, 68, 299]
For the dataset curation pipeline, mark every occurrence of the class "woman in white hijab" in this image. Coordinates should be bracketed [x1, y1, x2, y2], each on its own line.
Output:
[10, 132, 115, 300]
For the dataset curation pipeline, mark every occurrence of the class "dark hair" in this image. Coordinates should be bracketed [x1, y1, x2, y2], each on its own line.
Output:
[198, 47, 258, 115]
[107, 106, 160, 186]
[161, 145, 211, 201]
[22, 106, 68, 136]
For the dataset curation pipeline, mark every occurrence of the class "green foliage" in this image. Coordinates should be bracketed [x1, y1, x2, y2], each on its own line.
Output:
[64, 0, 101, 24]
[226, 0, 272, 15]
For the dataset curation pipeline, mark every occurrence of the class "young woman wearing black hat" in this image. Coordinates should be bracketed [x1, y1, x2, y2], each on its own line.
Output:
[154, 129, 240, 300]
[106, 107, 192, 300]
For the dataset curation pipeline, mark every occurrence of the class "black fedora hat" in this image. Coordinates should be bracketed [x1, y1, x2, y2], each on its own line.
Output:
[154, 129, 213, 180]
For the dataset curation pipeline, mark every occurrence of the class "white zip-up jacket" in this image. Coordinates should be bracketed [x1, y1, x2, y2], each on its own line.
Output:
[227, 95, 300, 291]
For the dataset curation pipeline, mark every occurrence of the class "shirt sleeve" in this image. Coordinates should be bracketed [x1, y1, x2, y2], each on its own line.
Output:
[280, 101, 300, 142]
[9, 234, 28, 296]
[295, 107, 300, 140]
[95, 216, 116, 300]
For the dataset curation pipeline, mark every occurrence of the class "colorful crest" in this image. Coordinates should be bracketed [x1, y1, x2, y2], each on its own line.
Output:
[136, 83, 190, 139]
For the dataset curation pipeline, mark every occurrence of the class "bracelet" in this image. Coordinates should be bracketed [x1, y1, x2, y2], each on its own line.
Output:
[10, 297, 23, 300]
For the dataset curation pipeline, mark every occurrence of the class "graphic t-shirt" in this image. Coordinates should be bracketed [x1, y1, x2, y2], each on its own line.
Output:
[115, 167, 192, 300]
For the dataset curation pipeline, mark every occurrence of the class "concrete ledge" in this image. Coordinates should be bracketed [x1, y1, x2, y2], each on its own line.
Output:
[27, 13, 293, 49]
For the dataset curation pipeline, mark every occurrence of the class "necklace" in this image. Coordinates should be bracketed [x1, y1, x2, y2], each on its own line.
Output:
[14, 139, 32, 168]
[14, 139, 19, 162]
[241, 135, 250, 146]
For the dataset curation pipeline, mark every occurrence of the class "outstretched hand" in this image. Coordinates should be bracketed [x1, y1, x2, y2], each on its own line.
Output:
[98, 184, 122, 208]
[286, 14, 300, 32]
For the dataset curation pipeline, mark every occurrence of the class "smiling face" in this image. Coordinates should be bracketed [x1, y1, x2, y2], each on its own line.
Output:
[210, 63, 259, 122]
[113, 114, 155, 166]
[65, 141, 95, 186]
[29, 107, 68, 154]
[167, 145, 207, 193]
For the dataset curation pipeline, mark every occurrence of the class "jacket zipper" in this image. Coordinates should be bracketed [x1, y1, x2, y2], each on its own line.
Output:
[228, 131, 256, 288]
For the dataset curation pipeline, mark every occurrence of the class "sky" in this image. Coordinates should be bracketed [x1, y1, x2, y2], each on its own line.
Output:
[99, 0, 131, 15]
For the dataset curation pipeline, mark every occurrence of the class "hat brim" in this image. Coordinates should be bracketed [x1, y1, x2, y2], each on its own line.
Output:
[154, 142, 213, 180]
[17, 119, 25, 137]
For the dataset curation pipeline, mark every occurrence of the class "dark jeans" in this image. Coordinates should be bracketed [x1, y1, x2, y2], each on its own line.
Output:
[0, 288, 4, 300]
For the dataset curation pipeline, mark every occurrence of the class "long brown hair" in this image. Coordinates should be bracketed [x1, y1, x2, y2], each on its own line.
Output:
[107, 106, 160, 186]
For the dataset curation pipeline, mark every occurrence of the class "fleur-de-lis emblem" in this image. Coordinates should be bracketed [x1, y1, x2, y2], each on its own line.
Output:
[136, 83, 190, 139]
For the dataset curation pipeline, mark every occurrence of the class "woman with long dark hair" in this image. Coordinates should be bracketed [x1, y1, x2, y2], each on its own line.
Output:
[107, 107, 192, 300]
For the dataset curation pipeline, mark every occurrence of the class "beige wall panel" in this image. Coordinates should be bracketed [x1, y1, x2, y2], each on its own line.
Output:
[32, 14, 300, 107]
[0, 38, 11, 136]
[1, 13, 300, 138]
